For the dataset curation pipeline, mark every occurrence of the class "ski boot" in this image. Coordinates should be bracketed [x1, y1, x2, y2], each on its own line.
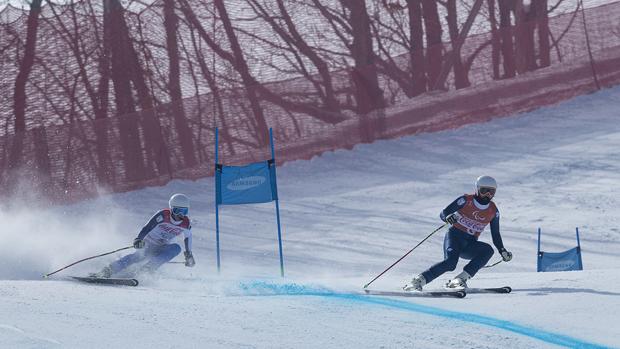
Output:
[445, 271, 471, 289]
[89, 266, 112, 278]
[445, 277, 467, 289]
[403, 274, 426, 292]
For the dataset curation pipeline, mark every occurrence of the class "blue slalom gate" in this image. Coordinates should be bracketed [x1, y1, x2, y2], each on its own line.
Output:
[537, 227, 584, 272]
[214, 128, 284, 276]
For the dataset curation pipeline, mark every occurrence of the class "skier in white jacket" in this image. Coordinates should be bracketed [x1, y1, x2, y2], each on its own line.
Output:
[95, 193, 196, 278]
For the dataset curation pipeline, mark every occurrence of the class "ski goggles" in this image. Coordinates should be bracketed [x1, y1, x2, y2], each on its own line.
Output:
[172, 207, 189, 217]
[478, 187, 496, 198]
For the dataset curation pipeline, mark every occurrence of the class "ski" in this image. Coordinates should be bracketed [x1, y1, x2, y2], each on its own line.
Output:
[364, 289, 466, 298]
[464, 286, 511, 294]
[71, 276, 139, 287]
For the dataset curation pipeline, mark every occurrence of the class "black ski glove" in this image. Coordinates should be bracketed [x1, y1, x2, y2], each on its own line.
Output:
[133, 238, 145, 249]
[445, 212, 461, 225]
[184, 251, 196, 267]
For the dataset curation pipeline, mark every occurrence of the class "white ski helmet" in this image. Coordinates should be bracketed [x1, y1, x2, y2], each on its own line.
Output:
[169, 193, 190, 216]
[475, 175, 497, 198]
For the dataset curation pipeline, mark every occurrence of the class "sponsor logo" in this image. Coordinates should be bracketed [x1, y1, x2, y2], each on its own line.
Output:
[227, 176, 266, 191]
[546, 260, 576, 271]
[160, 224, 183, 236]
[458, 217, 485, 233]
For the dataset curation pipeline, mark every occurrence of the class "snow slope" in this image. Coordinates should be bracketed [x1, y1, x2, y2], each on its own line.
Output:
[2, 85, 620, 348]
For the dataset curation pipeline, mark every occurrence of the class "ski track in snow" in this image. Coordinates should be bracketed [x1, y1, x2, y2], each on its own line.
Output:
[2, 277, 614, 349]
[237, 280, 613, 348]
[0, 324, 61, 347]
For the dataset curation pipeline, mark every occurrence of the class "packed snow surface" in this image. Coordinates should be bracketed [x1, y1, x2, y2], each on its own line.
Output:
[2, 86, 620, 348]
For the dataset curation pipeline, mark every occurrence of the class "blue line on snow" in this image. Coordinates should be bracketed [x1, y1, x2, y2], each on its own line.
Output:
[240, 281, 614, 349]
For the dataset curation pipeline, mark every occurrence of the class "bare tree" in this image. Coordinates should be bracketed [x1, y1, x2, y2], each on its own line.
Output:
[532, 0, 551, 68]
[488, 0, 501, 79]
[46, 1, 106, 120]
[342, 0, 385, 113]
[214, 0, 270, 145]
[406, 0, 427, 95]
[246, 0, 342, 112]
[445, 0, 471, 88]
[311, 0, 385, 114]
[8, 0, 43, 186]
[368, 0, 425, 98]
[514, 0, 536, 73]
[105, 0, 147, 180]
[12, 0, 42, 134]
[492, 0, 552, 77]
[163, 0, 196, 167]
[366, 0, 445, 98]
[179, 0, 348, 143]
[421, 0, 443, 88]
[498, 0, 516, 78]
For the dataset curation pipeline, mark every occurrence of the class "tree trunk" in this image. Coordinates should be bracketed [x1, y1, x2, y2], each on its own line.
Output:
[342, 0, 385, 114]
[105, 0, 146, 182]
[215, 1, 269, 146]
[533, 0, 550, 67]
[7, 0, 42, 192]
[421, 0, 443, 90]
[126, 13, 160, 177]
[95, 0, 114, 186]
[446, 0, 470, 88]
[163, 0, 196, 169]
[12, 0, 42, 134]
[275, 0, 340, 112]
[514, 0, 536, 73]
[48, 1, 114, 186]
[499, 0, 516, 78]
[406, 0, 427, 95]
[488, 0, 501, 79]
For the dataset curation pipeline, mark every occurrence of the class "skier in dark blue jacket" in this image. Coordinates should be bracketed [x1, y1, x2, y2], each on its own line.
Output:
[404, 176, 512, 291]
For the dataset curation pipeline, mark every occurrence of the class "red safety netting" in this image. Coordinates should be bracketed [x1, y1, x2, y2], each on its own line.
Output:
[1, 0, 619, 205]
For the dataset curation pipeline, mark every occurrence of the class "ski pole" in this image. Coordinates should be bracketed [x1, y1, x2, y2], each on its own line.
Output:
[363, 222, 448, 289]
[483, 259, 503, 268]
[43, 245, 133, 278]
